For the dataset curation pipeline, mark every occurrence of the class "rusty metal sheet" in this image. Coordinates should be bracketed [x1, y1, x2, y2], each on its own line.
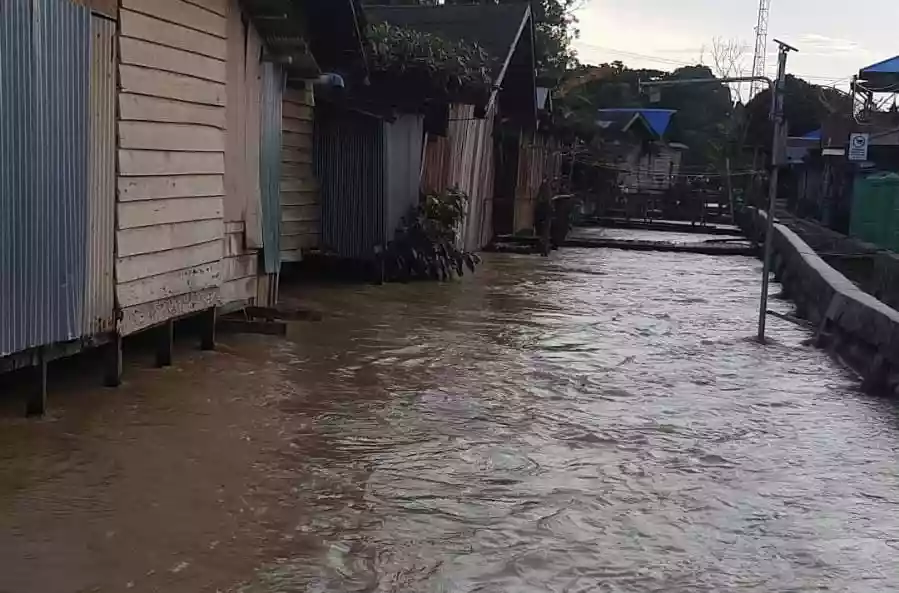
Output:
[84, 14, 116, 336]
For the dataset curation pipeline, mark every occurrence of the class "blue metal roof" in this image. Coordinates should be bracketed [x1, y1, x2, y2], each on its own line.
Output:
[861, 55, 899, 74]
[596, 108, 676, 138]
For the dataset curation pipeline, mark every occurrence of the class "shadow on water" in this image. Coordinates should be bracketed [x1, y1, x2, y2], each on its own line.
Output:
[2, 244, 899, 592]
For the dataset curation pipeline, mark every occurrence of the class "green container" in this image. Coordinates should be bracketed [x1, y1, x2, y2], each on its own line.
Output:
[850, 173, 899, 251]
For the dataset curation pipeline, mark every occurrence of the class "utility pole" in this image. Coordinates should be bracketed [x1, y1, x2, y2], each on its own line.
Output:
[638, 38, 797, 344]
[756, 40, 797, 344]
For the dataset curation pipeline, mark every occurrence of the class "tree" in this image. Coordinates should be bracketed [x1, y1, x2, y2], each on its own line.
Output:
[556, 62, 734, 169]
[528, 0, 580, 75]
[743, 75, 852, 149]
[366, 0, 580, 76]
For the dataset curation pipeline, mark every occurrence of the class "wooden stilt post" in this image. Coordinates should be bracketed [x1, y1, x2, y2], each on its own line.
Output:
[26, 348, 48, 417]
[200, 308, 217, 351]
[104, 333, 123, 387]
[155, 320, 174, 368]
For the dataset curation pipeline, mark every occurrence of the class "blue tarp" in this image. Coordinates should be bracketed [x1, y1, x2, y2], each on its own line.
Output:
[861, 56, 899, 75]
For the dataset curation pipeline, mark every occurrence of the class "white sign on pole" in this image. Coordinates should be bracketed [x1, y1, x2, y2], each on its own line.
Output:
[848, 133, 870, 161]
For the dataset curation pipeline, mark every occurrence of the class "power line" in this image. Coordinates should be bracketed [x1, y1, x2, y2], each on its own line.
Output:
[578, 43, 850, 87]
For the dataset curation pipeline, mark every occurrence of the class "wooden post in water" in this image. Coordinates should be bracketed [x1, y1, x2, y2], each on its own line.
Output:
[156, 321, 174, 368]
[200, 308, 217, 351]
[104, 333, 123, 387]
[725, 157, 735, 221]
[26, 348, 48, 417]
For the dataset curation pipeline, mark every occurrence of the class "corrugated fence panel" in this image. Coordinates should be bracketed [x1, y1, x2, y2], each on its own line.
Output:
[1, 0, 91, 357]
[85, 14, 116, 336]
[260, 63, 284, 275]
[315, 110, 385, 260]
[384, 114, 424, 239]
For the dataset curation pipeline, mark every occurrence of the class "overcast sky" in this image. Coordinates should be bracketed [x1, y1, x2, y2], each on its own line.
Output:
[572, 0, 898, 91]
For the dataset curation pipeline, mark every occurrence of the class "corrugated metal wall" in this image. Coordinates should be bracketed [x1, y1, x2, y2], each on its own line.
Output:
[1, 0, 91, 356]
[260, 62, 284, 275]
[384, 115, 425, 239]
[315, 110, 385, 259]
[85, 13, 116, 336]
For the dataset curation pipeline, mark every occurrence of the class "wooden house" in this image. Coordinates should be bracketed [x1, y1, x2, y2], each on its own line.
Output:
[594, 109, 684, 195]
[366, 3, 553, 245]
[0, 0, 366, 413]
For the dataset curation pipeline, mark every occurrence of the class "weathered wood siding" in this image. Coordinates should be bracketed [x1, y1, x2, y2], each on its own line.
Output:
[221, 0, 265, 307]
[281, 85, 319, 262]
[116, 0, 228, 335]
[421, 104, 496, 251]
[514, 132, 561, 233]
[221, 221, 259, 309]
[620, 145, 682, 193]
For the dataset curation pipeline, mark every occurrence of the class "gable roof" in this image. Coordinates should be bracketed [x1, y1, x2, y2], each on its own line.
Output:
[365, 3, 536, 124]
[365, 3, 531, 83]
[597, 109, 676, 139]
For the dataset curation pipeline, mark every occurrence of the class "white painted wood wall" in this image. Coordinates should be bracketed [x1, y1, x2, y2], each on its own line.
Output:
[116, 0, 228, 335]
[281, 86, 319, 262]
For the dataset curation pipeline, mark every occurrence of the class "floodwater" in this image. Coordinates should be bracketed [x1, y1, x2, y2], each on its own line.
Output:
[2, 239, 899, 593]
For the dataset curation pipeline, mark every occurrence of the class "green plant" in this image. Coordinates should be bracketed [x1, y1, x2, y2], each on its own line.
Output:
[384, 187, 480, 282]
[367, 22, 494, 95]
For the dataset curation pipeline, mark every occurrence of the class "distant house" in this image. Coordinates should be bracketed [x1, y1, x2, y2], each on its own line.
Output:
[595, 108, 685, 194]
[787, 55, 899, 230]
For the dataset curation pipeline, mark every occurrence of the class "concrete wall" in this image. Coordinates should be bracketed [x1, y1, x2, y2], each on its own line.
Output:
[743, 208, 899, 394]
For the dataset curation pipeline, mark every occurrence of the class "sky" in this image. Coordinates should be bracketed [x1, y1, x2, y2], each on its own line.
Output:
[572, 0, 899, 95]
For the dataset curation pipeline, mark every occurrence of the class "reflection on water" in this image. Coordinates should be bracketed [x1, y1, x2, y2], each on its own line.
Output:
[2, 246, 899, 593]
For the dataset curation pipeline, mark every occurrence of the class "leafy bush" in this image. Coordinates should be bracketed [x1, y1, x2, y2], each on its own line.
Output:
[367, 22, 494, 95]
[384, 187, 481, 282]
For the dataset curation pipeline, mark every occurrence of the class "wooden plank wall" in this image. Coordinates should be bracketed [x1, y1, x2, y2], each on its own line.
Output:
[281, 86, 319, 262]
[514, 133, 561, 234]
[221, 221, 258, 307]
[116, 0, 228, 335]
[420, 104, 496, 251]
[221, 0, 264, 309]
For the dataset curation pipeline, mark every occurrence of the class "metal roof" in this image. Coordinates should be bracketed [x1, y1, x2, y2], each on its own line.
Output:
[858, 55, 899, 92]
[597, 108, 676, 138]
[861, 55, 899, 75]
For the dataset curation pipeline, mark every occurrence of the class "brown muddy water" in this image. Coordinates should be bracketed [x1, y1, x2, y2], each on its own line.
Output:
[2, 240, 899, 593]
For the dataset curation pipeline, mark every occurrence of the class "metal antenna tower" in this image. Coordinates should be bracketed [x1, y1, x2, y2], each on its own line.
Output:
[750, 0, 772, 97]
